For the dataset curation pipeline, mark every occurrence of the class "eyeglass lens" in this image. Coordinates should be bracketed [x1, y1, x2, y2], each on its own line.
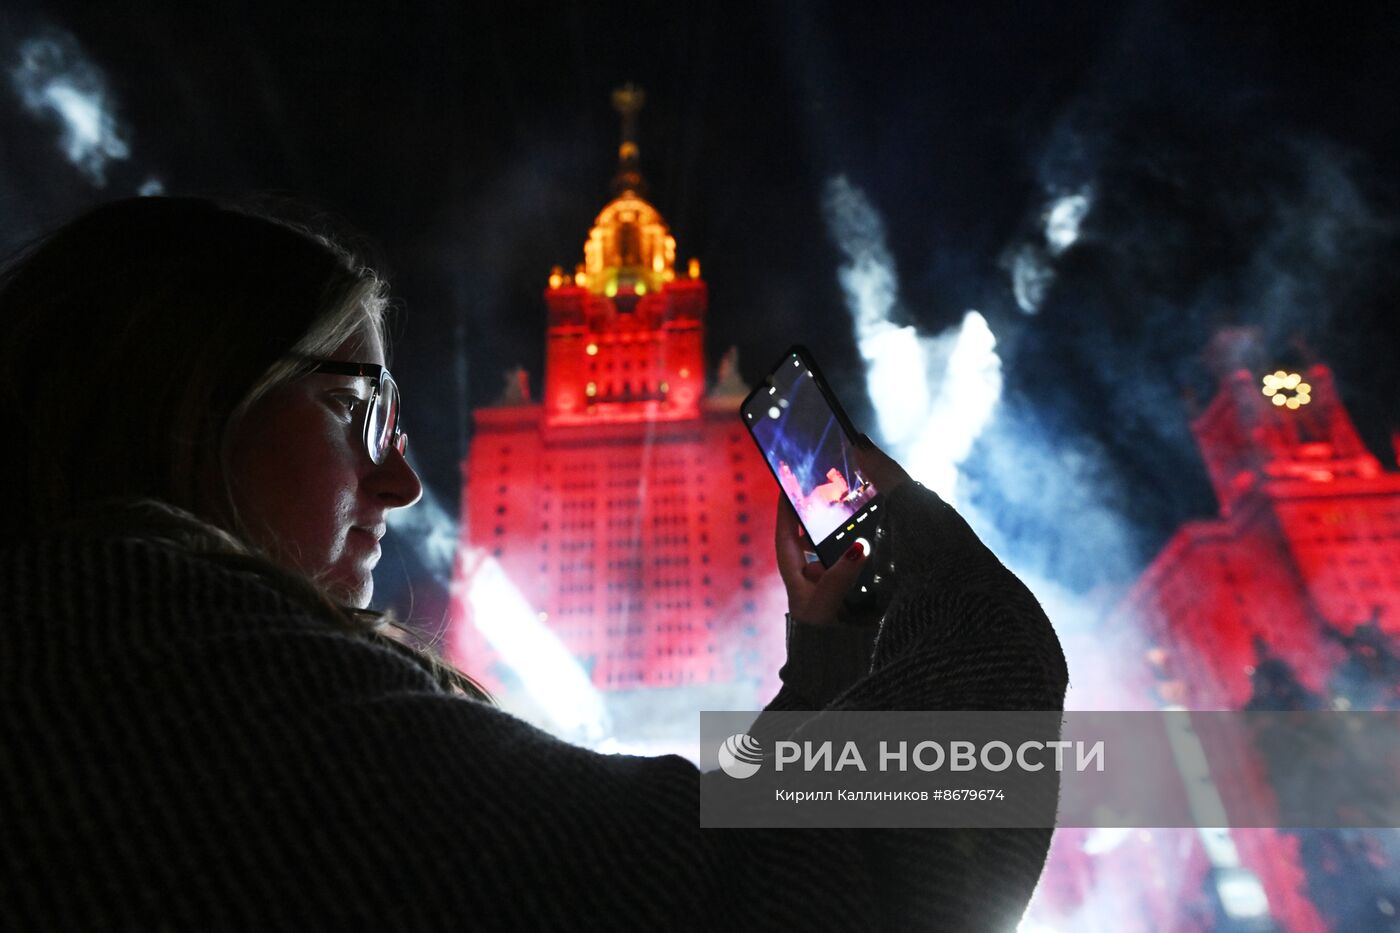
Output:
[368, 374, 401, 463]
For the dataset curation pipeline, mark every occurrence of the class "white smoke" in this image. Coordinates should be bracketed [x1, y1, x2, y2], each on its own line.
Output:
[1045, 190, 1091, 255]
[385, 481, 460, 585]
[1007, 187, 1094, 313]
[9, 32, 130, 186]
[1011, 244, 1056, 314]
[388, 479, 611, 745]
[453, 547, 611, 745]
[822, 175, 1001, 505]
[820, 175, 1145, 725]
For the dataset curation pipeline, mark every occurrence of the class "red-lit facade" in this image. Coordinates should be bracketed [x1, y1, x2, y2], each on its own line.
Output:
[447, 95, 784, 701]
[1046, 346, 1400, 932]
[1123, 360, 1400, 710]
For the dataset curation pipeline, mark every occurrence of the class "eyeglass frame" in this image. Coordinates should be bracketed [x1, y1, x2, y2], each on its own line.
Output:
[294, 356, 407, 465]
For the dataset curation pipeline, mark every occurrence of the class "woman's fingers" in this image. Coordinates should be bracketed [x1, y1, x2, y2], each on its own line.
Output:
[774, 493, 808, 587]
[797, 539, 869, 625]
[854, 433, 911, 497]
[775, 442, 899, 624]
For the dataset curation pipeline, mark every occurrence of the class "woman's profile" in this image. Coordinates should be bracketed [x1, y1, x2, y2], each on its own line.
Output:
[0, 197, 1067, 930]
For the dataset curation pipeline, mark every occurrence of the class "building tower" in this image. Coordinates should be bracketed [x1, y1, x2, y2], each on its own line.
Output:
[1119, 330, 1400, 711]
[447, 88, 785, 738]
[1087, 329, 1400, 932]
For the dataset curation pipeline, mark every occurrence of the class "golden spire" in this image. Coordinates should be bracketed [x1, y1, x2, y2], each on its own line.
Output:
[611, 83, 646, 196]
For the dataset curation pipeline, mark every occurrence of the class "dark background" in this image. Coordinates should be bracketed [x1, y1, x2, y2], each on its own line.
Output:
[3, 0, 1398, 612]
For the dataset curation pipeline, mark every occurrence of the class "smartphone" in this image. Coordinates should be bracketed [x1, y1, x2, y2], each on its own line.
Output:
[741, 345, 884, 570]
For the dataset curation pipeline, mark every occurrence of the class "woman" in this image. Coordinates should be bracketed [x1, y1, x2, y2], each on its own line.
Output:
[0, 197, 1068, 930]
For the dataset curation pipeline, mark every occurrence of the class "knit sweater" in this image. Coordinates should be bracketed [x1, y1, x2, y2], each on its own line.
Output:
[0, 481, 1068, 931]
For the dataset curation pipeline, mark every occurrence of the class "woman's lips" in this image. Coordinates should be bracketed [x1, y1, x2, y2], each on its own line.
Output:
[354, 522, 387, 541]
[348, 526, 383, 556]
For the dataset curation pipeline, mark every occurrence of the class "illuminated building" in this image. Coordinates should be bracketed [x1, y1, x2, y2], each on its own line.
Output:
[1046, 331, 1400, 932]
[1124, 334, 1400, 712]
[447, 87, 785, 724]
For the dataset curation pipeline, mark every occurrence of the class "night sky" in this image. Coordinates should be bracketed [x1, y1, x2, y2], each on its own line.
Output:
[4, 0, 1399, 613]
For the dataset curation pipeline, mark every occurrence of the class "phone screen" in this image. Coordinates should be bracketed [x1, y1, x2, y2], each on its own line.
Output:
[741, 347, 882, 566]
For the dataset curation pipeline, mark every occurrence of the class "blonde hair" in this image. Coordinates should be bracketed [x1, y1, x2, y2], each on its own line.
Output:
[0, 196, 491, 702]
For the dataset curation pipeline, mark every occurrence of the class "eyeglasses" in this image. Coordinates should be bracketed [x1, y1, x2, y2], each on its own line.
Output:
[300, 358, 407, 465]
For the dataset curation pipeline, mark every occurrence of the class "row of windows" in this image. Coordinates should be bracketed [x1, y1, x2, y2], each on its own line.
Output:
[533, 533, 708, 552]
[550, 598, 752, 619]
[534, 565, 709, 584]
[655, 622, 695, 633]
[500, 494, 718, 516]
[588, 381, 669, 398]
[647, 670, 704, 683]
[590, 359, 661, 372]
[656, 535, 693, 547]
[529, 551, 716, 574]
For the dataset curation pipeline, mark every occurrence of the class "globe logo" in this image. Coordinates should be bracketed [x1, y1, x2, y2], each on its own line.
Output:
[717, 733, 764, 779]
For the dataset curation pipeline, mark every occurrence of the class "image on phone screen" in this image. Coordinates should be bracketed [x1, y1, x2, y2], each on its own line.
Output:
[743, 351, 879, 556]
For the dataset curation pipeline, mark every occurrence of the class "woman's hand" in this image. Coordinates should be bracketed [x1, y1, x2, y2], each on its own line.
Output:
[774, 436, 911, 626]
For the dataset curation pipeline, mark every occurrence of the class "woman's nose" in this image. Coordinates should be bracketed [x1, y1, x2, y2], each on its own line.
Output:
[370, 445, 423, 509]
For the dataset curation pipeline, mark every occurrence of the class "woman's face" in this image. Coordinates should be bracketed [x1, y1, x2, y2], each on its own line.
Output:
[224, 323, 422, 607]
